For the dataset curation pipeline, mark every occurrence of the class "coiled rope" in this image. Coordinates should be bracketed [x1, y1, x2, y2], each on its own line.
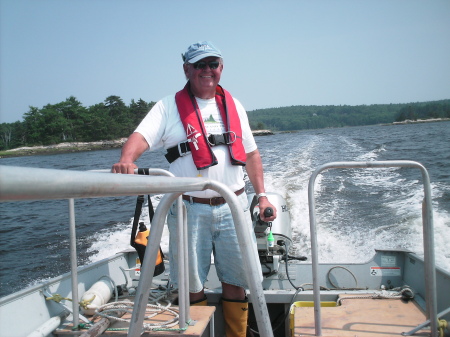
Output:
[94, 300, 183, 332]
[336, 286, 415, 305]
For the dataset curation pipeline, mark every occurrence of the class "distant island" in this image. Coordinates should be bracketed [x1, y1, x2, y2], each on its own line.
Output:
[247, 99, 450, 131]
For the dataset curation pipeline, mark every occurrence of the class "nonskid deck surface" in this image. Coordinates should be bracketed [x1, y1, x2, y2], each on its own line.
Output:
[54, 306, 215, 336]
[52, 294, 429, 337]
[292, 294, 429, 336]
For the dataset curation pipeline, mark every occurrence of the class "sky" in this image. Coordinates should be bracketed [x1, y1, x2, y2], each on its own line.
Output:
[1, 0, 449, 124]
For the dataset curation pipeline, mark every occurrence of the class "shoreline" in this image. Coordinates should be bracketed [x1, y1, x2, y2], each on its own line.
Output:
[1, 120, 448, 158]
[391, 117, 450, 125]
[0, 139, 127, 158]
[0, 131, 275, 158]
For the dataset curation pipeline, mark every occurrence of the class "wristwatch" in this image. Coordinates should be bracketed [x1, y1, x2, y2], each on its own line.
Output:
[256, 192, 267, 200]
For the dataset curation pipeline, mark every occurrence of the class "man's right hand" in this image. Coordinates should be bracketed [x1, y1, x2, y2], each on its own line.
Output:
[110, 133, 149, 174]
[111, 162, 138, 174]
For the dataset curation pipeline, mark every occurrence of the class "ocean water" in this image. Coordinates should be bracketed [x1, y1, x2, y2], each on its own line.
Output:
[0, 121, 449, 297]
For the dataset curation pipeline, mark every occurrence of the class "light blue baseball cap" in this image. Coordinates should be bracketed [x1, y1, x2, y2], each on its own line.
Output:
[182, 41, 222, 63]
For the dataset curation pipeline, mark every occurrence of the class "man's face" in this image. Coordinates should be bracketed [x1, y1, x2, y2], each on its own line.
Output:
[184, 57, 223, 98]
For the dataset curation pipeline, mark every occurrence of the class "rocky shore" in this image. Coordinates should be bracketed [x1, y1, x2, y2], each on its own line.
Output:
[392, 117, 450, 125]
[1, 138, 127, 158]
[251, 129, 274, 136]
[1, 130, 275, 158]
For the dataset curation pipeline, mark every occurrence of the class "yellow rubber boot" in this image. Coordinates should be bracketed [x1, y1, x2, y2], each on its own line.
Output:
[222, 297, 248, 337]
[190, 295, 207, 306]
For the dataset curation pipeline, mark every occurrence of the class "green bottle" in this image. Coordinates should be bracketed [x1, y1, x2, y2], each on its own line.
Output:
[268, 231, 274, 248]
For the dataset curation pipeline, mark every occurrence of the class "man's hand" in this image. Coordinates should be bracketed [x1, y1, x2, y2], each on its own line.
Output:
[111, 162, 138, 174]
[245, 149, 277, 222]
[258, 197, 277, 222]
[111, 133, 148, 174]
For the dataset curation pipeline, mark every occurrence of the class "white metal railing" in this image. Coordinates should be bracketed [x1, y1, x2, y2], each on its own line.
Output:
[0, 165, 274, 337]
[308, 160, 437, 336]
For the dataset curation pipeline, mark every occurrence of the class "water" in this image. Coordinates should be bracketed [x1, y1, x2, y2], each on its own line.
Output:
[1, 122, 449, 297]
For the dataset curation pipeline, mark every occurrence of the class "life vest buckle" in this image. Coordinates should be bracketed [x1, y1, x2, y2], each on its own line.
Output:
[177, 141, 191, 157]
[207, 131, 237, 146]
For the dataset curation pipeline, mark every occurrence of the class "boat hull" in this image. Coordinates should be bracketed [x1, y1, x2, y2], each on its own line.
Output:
[1, 249, 448, 337]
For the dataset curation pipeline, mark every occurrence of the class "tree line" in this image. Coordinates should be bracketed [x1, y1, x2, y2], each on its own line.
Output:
[0, 96, 155, 150]
[0, 96, 449, 151]
[247, 99, 450, 131]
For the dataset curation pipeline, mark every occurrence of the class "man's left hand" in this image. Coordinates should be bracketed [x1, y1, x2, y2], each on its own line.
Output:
[258, 197, 277, 222]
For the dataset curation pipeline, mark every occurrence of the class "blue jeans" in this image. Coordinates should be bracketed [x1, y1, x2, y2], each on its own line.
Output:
[167, 192, 261, 293]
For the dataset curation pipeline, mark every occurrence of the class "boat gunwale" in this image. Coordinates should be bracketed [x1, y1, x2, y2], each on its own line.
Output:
[0, 252, 127, 305]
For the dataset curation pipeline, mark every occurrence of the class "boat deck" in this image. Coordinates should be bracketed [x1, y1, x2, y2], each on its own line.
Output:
[54, 306, 215, 337]
[51, 294, 431, 337]
[292, 294, 430, 336]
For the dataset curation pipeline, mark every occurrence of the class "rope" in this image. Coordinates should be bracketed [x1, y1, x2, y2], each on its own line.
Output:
[94, 300, 186, 332]
[45, 294, 73, 302]
[336, 287, 415, 305]
[438, 319, 447, 337]
[327, 265, 359, 289]
[119, 266, 130, 289]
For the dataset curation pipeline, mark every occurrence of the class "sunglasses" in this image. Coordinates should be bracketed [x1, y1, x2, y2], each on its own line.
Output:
[192, 61, 220, 70]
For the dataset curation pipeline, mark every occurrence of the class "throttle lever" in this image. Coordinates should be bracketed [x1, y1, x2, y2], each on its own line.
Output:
[263, 207, 273, 218]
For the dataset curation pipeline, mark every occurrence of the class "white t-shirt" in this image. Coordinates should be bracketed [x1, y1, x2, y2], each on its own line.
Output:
[135, 93, 257, 198]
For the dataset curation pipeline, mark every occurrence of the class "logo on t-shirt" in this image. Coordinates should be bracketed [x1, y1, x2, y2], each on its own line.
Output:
[204, 114, 225, 134]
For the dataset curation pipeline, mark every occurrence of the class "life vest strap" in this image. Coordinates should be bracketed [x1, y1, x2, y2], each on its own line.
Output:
[165, 132, 237, 164]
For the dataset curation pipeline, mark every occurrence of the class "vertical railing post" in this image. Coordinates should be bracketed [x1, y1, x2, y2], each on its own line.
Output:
[177, 197, 190, 328]
[182, 202, 190, 322]
[308, 169, 322, 336]
[68, 198, 80, 329]
[420, 167, 438, 336]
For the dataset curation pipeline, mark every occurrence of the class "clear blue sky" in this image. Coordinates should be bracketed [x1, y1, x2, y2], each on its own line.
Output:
[1, 0, 449, 123]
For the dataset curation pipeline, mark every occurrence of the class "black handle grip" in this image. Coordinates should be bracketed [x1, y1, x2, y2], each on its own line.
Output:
[264, 207, 273, 217]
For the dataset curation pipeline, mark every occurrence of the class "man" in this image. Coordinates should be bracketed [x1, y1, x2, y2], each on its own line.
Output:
[112, 41, 276, 337]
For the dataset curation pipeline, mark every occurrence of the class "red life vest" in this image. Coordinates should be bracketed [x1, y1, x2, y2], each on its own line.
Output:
[175, 83, 247, 170]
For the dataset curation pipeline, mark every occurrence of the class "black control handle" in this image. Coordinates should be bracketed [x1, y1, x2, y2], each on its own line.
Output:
[264, 207, 273, 218]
